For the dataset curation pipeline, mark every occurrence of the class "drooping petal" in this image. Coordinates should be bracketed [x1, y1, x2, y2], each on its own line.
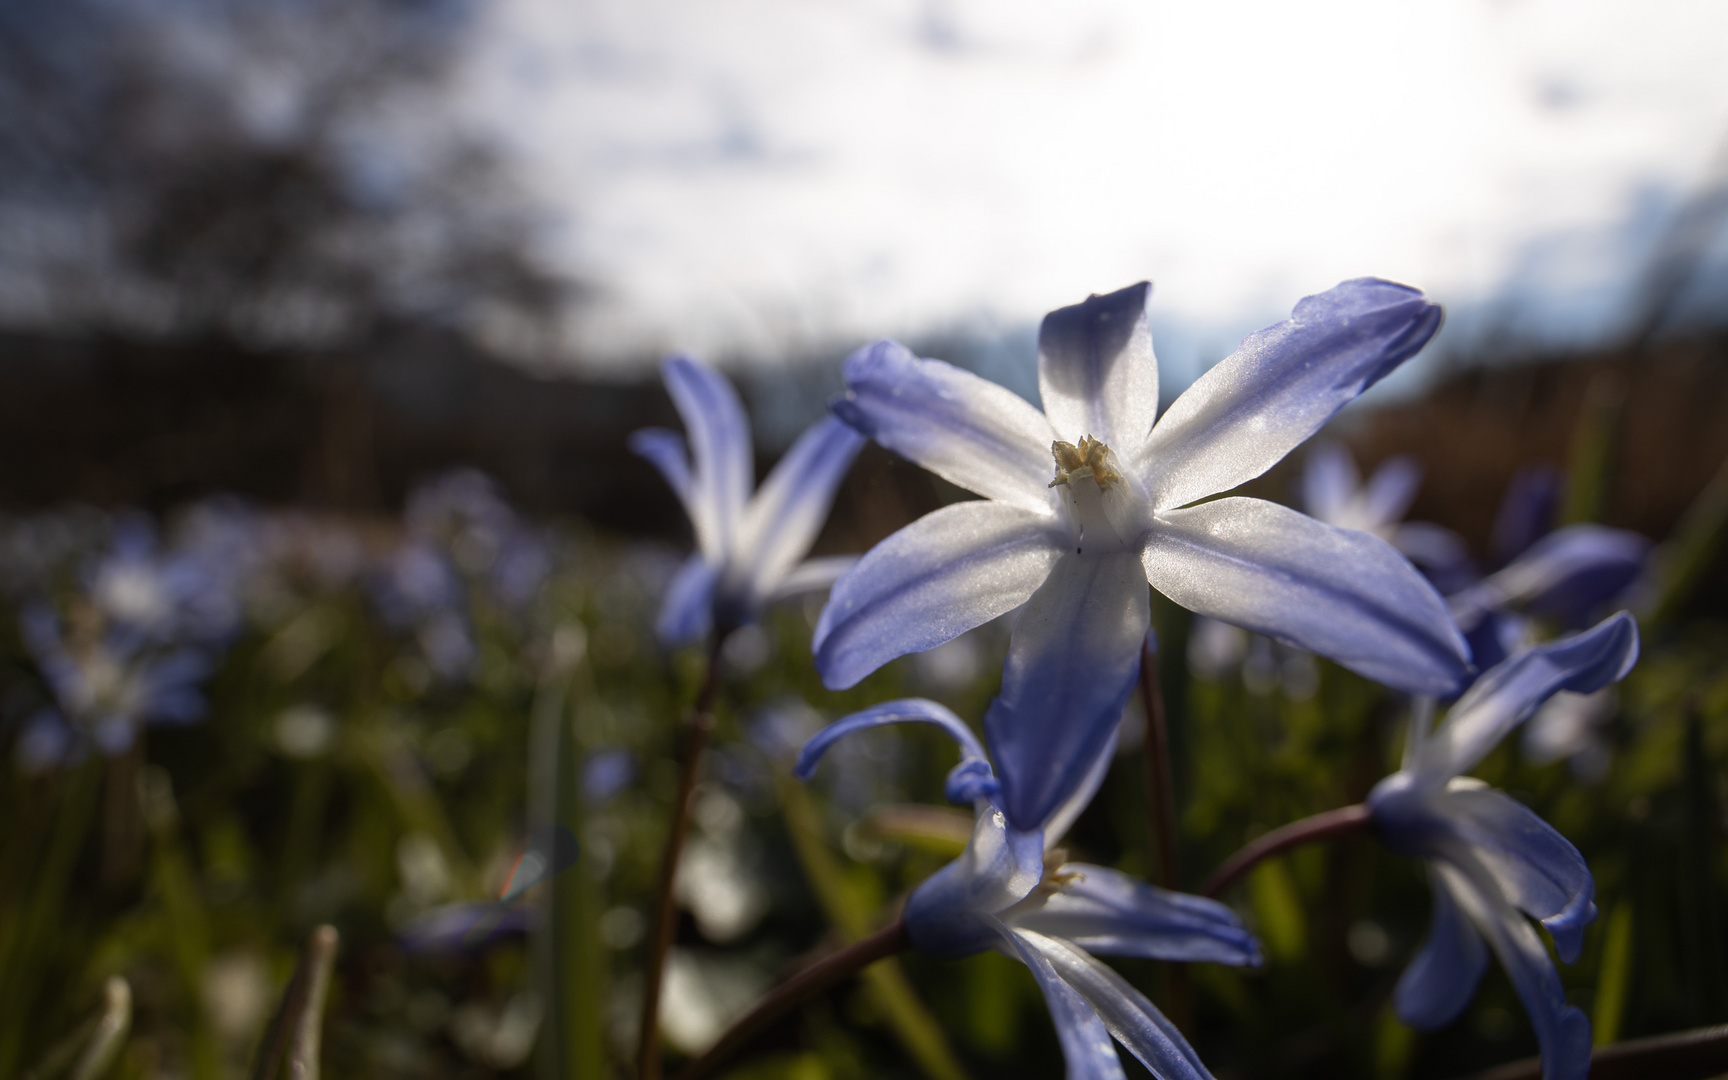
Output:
[1417, 612, 1639, 780]
[1490, 464, 1564, 569]
[1015, 930, 1215, 1080]
[654, 554, 717, 647]
[1362, 455, 1423, 533]
[834, 340, 1058, 512]
[814, 501, 1065, 690]
[1435, 783, 1596, 962]
[996, 928, 1128, 1080]
[1136, 279, 1441, 510]
[1007, 864, 1261, 967]
[766, 556, 859, 601]
[1453, 526, 1649, 630]
[628, 427, 700, 540]
[985, 551, 1150, 831]
[794, 698, 998, 804]
[731, 416, 865, 604]
[1437, 861, 1594, 1080]
[663, 355, 753, 560]
[1041, 727, 1118, 847]
[1302, 443, 1359, 526]
[1142, 498, 1469, 695]
[1037, 282, 1158, 453]
[906, 810, 1045, 959]
[1393, 866, 1489, 1030]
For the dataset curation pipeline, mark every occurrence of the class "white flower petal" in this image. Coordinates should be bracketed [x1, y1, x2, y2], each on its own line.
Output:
[1037, 283, 1158, 453]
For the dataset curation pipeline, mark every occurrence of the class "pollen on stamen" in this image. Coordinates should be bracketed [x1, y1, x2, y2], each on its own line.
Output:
[1048, 436, 1121, 490]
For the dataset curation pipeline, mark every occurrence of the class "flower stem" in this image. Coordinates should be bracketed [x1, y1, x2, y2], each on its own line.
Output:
[1463, 1023, 1728, 1080]
[1138, 635, 1179, 891]
[1199, 804, 1374, 899]
[637, 636, 728, 1080]
[673, 918, 913, 1080]
[252, 925, 340, 1080]
[1139, 634, 1192, 1033]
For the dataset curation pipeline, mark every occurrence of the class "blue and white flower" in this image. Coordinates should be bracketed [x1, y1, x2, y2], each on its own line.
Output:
[1367, 612, 1639, 1080]
[798, 698, 1260, 1080]
[632, 355, 865, 647]
[818, 279, 1469, 831]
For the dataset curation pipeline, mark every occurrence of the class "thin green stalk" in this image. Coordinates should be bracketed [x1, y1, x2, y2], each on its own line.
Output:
[0, 759, 102, 1077]
[140, 768, 222, 1080]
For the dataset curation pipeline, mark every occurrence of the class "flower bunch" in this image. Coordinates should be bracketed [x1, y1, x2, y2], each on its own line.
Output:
[631, 276, 1645, 1080]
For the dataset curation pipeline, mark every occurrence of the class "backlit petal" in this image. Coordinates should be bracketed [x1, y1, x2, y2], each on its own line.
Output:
[1038, 283, 1158, 453]
[1007, 864, 1261, 967]
[1016, 930, 1215, 1080]
[834, 340, 1058, 511]
[732, 416, 864, 603]
[662, 356, 753, 560]
[1418, 612, 1638, 780]
[985, 551, 1149, 831]
[997, 928, 1128, 1080]
[906, 811, 1045, 959]
[1142, 498, 1468, 695]
[654, 554, 717, 647]
[814, 501, 1064, 690]
[794, 698, 997, 804]
[1137, 279, 1440, 509]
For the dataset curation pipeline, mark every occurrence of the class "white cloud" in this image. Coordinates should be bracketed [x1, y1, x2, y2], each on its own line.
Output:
[456, 0, 1728, 377]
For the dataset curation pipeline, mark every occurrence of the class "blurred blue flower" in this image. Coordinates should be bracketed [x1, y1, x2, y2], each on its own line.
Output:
[1367, 612, 1639, 1080]
[371, 539, 476, 680]
[630, 356, 865, 647]
[18, 601, 211, 767]
[406, 469, 551, 612]
[1398, 464, 1650, 672]
[818, 279, 1467, 831]
[798, 697, 1260, 1080]
[581, 749, 636, 805]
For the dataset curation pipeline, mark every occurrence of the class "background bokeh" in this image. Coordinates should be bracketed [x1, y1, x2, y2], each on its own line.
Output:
[1, 2, 1726, 1079]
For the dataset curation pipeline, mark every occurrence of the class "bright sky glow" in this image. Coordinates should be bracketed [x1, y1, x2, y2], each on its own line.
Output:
[459, 0, 1728, 382]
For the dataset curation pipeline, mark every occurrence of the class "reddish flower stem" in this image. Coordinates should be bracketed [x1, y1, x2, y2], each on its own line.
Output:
[638, 636, 728, 1080]
[1465, 1023, 1728, 1080]
[674, 919, 913, 1080]
[1199, 803, 1375, 899]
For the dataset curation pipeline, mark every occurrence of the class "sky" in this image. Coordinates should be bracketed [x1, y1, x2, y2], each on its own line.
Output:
[458, 0, 1728, 388]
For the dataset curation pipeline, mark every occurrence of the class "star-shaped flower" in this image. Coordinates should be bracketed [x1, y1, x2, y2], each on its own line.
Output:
[1367, 611, 1639, 1080]
[817, 279, 1470, 831]
[631, 356, 865, 646]
[797, 698, 1260, 1080]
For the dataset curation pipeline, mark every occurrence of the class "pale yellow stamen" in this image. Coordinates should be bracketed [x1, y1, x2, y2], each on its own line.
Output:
[1048, 436, 1121, 490]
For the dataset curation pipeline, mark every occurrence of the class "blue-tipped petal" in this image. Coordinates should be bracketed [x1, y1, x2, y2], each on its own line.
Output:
[1009, 864, 1262, 967]
[1490, 464, 1564, 569]
[732, 416, 864, 605]
[1015, 930, 1214, 1080]
[662, 356, 753, 561]
[835, 340, 1058, 512]
[1418, 612, 1639, 780]
[1394, 522, 1477, 594]
[628, 427, 698, 537]
[1143, 498, 1470, 696]
[1486, 526, 1650, 628]
[1037, 282, 1159, 453]
[1438, 862, 1594, 1080]
[813, 501, 1064, 690]
[1136, 278, 1441, 510]
[1302, 443, 1360, 525]
[907, 810, 1044, 959]
[794, 698, 997, 805]
[996, 928, 1128, 1080]
[1362, 455, 1423, 532]
[654, 554, 718, 647]
[1040, 727, 1118, 845]
[767, 556, 858, 601]
[985, 551, 1149, 832]
[1435, 785, 1595, 962]
[1394, 869, 1489, 1030]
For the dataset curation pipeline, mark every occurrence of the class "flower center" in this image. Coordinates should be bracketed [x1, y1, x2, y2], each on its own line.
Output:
[1048, 436, 1120, 490]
